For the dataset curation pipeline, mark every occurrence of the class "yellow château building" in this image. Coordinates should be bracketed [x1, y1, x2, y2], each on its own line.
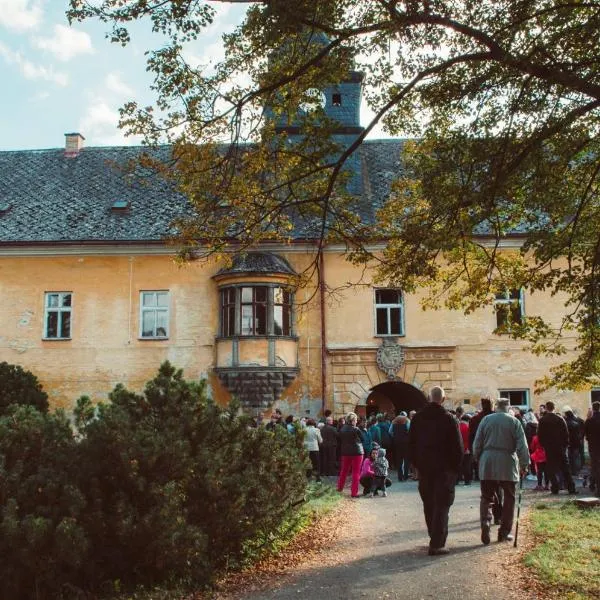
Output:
[1, 75, 597, 420]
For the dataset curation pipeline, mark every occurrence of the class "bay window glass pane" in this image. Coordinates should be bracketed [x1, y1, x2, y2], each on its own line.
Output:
[142, 311, 156, 337]
[255, 286, 268, 303]
[274, 287, 284, 303]
[274, 306, 283, 335]
[61, 294, 72, 307]
[156, 310, 168, 336]
[274, 305, 291, 335]
[241, 305, 253, 335]
[241, 287, 252, 303]
[256, 304, 267, 334]
[47, 312, 58, 337]
[376, 308, 388, 335]
[228, 306, 235, 334]
[221, 307, 229, 336]
[60, 312, 71, 338]
[390, 308, 401, 335]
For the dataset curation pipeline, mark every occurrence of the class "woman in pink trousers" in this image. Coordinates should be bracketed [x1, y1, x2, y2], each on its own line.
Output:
[337, 412, 365, 498]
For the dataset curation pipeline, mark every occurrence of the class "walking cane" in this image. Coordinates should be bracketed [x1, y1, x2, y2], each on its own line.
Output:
[513, 475, 524, 548]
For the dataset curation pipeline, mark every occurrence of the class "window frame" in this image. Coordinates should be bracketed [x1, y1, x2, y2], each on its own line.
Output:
[499, 388, 530, 409]
[43, 291, 73, 340]
[494, 288, 525, 330]
[139, 290, 170, 340]
[218, 284, 294, 338]
[373, 288, 405, 337]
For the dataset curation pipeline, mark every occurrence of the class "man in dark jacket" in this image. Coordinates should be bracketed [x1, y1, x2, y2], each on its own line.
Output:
[564, 408, 584, 476]
[585, 401, 600, 494]
[408, 386, 463, 556]
[537, 401, 577, 494]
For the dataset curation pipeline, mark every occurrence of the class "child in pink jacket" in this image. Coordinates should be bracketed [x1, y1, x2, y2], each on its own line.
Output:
[359, 447, 378, 495]
[530, 434, 548, 490]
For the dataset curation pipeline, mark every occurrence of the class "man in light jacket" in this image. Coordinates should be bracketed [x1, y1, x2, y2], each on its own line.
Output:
[473, 398, 530, 544]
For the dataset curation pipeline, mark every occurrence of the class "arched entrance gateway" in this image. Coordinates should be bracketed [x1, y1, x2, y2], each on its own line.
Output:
[364, 381, 428, 417]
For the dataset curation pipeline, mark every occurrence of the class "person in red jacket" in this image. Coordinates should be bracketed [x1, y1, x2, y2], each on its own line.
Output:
[458, 414, 472, 485]
[530, 434, 548, 490]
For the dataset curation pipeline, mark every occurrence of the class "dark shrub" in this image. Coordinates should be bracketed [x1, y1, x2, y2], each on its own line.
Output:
[0, 362, 307, 597]
[75, 361, 307, 591]
[0, 405, 87, 599]
[0, 361, 49, 416]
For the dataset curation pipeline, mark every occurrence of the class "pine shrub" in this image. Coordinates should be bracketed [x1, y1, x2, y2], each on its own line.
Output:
[0, 361, 49, 416]
[75, 361, 307, 592]
[0, 362, 308, 597]
[0, 405, 87, 599]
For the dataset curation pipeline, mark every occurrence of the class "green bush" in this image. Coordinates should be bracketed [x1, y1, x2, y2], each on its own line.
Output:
[75, 361, 307, 592]
[0, 405, 87, 599]
[0, 362, 308, 597]
[0, 361, 49, 416]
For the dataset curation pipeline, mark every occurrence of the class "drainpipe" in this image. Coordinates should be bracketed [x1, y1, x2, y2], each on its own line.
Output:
[319, 249, 327, 415]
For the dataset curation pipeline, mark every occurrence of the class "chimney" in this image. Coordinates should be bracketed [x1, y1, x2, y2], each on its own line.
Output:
[64, 132, 85, 157]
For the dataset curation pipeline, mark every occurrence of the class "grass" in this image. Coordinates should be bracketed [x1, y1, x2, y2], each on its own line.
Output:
[524, 501, 600, 599]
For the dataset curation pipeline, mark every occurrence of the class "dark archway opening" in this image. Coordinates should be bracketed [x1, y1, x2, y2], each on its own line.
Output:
[364, 381, 427, 417]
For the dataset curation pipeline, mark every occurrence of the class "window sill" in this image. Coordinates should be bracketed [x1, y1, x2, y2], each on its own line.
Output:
[138, 337, 169, 341]
[216, 335, 299, 341]
[374, 334, 405, 338]
[42, 337, 72, 341]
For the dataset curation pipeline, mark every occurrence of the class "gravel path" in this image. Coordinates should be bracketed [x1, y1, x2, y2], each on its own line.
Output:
[243, 477, 542, 600]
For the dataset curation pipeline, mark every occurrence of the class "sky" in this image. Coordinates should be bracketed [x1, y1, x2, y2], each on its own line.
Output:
[0, 0, 249, 150]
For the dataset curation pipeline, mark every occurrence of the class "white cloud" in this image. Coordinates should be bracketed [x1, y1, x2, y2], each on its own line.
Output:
[0, 41, 68, 85]
[79, 99, 142, 146]
[33, 24, 94, 61]
[105, 72, 134, 97]
[0, 0, 43, 32]
[29, 90, 49, 102]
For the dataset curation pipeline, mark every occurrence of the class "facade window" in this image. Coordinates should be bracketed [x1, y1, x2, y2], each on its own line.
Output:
[332, 93, 342, 106]
[241, 286, 267, 335]
[44, 292, 72, 339]
[374, 289, 404, 336]
[499, 389, 529, 408]
[219, 285, 293, 337]
[591, 389, 600, 404]
[273, 287, 291, 335]
[140, 291, 169, 338]
[221, 287, 236, 337]
[494, 289, 524, 329]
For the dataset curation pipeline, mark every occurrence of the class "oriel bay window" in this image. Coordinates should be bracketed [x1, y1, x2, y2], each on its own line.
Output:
[220, 285, 293, 337]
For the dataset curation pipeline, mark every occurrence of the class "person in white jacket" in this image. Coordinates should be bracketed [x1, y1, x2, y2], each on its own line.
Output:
[304, 418, 323, 482]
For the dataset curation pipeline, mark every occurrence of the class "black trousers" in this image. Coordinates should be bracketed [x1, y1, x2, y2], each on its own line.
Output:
[546, 449, 575, 493]
[480, 480, 515, 537]
[321, 445, 337, 476]
[589, 450, 600, 492]
[395, 444, 410, 480]
[417, 470, 457, 550]
[308, 450, 321, 480]
[460, 453, 473, 484]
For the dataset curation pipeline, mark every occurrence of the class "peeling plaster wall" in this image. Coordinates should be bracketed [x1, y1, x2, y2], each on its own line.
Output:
[0, 250, 595, 418]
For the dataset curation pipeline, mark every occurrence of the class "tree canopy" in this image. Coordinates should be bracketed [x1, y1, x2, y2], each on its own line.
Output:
[67, 0, 600, 390]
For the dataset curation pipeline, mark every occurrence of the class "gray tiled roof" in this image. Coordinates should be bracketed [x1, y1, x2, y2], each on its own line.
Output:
[215, 252, 297, 277]
[0, 141, 405, 244]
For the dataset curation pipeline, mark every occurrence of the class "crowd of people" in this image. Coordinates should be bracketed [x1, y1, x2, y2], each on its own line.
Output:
[260, 393, 600, 556]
